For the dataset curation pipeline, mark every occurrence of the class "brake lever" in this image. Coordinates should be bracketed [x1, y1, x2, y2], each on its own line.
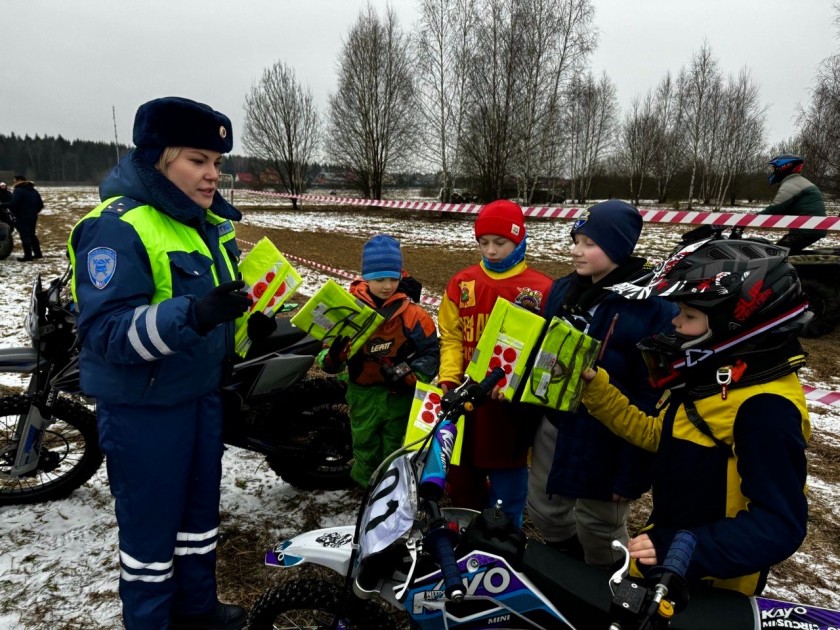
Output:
[609, 540, 631, 594]
[394, 537, 422, 601]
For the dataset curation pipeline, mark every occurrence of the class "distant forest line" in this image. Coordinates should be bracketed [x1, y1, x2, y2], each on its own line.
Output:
[0, 131, 779, 206]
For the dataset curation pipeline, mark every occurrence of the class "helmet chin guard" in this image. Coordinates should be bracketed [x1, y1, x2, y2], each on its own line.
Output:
[611, 232, 811, 387]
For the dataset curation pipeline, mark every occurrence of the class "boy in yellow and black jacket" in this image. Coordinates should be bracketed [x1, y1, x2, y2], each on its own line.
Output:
[579, 232, 810, 596]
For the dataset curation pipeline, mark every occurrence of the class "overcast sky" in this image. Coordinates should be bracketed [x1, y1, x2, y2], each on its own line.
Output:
[1, 0, 836, 159]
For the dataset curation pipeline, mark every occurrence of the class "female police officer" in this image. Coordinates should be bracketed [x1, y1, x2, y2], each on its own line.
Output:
[68, 97, 272, 629]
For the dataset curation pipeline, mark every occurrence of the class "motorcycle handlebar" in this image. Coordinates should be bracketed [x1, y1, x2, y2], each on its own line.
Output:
[425, 506, 464, 602]
[419, 367, 507, 500]
[662, 529, 697, 579]
[441, 366, 506, 413]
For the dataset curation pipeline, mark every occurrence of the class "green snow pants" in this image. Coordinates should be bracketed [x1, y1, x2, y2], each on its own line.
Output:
[345, 383, 413, 486]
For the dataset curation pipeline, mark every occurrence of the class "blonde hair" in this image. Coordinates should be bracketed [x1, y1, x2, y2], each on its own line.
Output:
[155, 147, 181, 173]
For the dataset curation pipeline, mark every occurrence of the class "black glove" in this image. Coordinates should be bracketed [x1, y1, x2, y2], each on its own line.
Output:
[398, 276, 422, 303]
[194, 280, 250, 334]
[247, 311, 277, 342]
[322, 335, 351, 373]
[381, 360, 416, 392]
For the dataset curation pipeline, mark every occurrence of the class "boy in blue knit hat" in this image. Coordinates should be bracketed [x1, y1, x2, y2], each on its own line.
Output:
[319, 234, 440, 486]
[527, 199, 677, 568]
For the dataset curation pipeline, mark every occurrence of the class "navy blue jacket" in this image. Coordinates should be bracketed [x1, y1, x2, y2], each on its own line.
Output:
[69, 150, 241, 406]
[0, 181, 43, 219]
[544, 266, 677, 500]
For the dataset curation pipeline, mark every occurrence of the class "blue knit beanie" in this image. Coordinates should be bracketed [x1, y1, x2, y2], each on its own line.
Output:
[570, 199, 642, 264]
[133, 96, 233, 155]
[362, 234, 403, 280]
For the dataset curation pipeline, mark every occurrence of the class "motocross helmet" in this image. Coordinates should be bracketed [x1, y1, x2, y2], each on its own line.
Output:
[767, 153, 804, 185]
[608, 234, 809, 387]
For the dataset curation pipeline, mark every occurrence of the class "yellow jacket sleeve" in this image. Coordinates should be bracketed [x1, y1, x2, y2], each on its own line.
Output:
[437, 293, 465, 384]
[581, 368, 664, 452]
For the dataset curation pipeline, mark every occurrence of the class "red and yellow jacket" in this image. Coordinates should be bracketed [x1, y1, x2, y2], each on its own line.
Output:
[439, 261, 552, 468]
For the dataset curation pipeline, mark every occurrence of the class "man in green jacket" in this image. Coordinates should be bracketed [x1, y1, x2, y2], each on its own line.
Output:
[761, 154, 827, 254]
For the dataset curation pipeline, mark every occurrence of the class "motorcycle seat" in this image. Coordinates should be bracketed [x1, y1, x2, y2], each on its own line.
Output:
[521, 541, 759, 629]
[243, 318, 320, 360]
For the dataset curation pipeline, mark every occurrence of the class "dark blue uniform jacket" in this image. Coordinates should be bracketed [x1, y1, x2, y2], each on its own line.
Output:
[69, 151, 241, 406]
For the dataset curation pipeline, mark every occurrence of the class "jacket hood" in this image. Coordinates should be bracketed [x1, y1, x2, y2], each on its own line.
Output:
[99, 149, 240, 224]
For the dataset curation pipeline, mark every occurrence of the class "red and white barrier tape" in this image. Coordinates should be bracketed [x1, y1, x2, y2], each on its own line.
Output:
[252, 191, 840, 231]
[802, 385, 840, 407]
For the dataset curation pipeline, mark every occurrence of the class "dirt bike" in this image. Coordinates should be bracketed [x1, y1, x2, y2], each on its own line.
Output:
[0, 266, 354, 506]
[248, 368, 840, 629]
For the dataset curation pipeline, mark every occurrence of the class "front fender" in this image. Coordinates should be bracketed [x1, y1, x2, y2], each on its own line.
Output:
[265, 525, 355, 575]
[0, 347, 40, 374]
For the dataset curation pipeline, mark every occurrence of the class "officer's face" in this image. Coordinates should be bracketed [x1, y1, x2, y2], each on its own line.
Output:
[163, 148, 223, 208]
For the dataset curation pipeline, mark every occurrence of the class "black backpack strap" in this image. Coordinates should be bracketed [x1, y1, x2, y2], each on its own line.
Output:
[683, 399, 733, 457]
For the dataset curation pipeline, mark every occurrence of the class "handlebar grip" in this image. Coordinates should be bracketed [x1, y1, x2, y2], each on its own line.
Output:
[662, 530, 697, 578]
[428, 529, 464, 601]
[478, 366, 506, 392]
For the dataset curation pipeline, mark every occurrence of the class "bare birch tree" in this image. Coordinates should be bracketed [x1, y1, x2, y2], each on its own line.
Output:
[327, 4, 416, 200]
[650, 72, 688, 203]
[682, 42, 721, 209]
[712, 69, 766, 207]
[566, 72, 618, 203]
[460, 0, 595, 201]
[797, 3, 840, 197]
[697, 76, 725, 204]
[511, 0, 596, 203]
[415, 0, 477, 200]
[242, 61, 320, 209]
[622, 91, 660, 205]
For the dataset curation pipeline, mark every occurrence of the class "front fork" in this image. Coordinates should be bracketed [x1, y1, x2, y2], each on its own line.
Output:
[6, 372, 56, 477]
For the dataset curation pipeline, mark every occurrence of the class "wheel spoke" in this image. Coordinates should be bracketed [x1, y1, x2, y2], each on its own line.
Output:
[0, 395, 102, 504]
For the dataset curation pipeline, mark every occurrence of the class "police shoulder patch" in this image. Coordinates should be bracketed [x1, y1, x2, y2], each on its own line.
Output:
[88, 247, 117, 289]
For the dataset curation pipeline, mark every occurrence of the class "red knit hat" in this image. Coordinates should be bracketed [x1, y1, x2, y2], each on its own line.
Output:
[474, 200, 526, 245]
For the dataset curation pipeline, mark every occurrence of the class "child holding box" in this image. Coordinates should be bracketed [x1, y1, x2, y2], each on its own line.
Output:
[438, 200, 553, 527]
[527, 199, 676, 567]
[319, 234, 439, 486]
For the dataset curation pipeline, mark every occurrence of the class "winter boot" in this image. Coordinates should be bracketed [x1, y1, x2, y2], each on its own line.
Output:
[170, 602, 247, 629]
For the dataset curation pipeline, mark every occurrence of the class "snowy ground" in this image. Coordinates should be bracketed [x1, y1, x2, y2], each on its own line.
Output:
[0, 187, 838, 629]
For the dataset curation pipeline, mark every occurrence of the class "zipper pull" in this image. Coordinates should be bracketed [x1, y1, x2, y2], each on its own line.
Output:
[716, 366, 733, 400]
[656, 388, 671, 410]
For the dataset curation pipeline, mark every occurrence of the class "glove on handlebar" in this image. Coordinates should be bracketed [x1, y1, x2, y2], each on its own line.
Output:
[194, 280, 250, 334]
[247, 311, 277, 342]
[321, 335, 351, 373]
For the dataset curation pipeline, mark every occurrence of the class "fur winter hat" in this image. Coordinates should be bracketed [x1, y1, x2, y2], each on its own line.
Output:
[133, 97, 233, 154]
[474, 200, 526, 245]
[570, 199, 642, 264]
[362, 234, 403, 280]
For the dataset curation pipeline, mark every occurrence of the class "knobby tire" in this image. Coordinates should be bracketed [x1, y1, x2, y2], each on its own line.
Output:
[0, 394, 102, 505]
[247, 578, 396, 630]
